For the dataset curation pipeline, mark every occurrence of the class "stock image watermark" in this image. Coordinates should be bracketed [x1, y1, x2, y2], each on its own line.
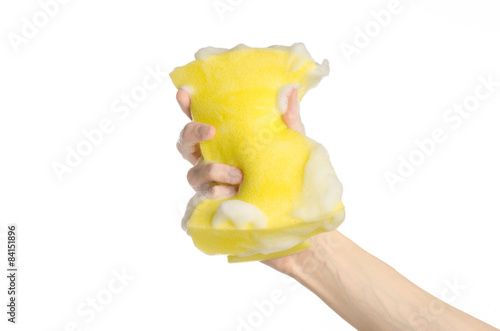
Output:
[409, 277, 467, 330]
[235, 275, 301, 331]
[240, 113, 287, 162]
[51, 64, 168, 182]
[385, 73, 500, 192]
[212, 0, 244, 21]
[234, 237, 337, 331]
[236, 288, 286, 331]
[340, 0, 414, 64]
[6, 224, 18, 323]
[53, 267, 134, 331]
[7, 0, 72, 54]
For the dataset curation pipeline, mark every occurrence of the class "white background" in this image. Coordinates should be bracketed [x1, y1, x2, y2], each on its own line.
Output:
[1, 0, 499, 330]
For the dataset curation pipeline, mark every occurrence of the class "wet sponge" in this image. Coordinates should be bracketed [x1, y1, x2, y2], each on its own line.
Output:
[170, 43, 345, 263]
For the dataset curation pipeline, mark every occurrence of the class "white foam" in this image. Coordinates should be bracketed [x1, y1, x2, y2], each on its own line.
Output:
[302, 58, 330, 91]
[234, 234, 305, 257]
[276, 83, 300, 114]
[178, 85, 194, 96]
[291, 141, 343, 220]
[194, 46, 234, 61]
[193, 42, 327, 75]
[212, 199, 267, 229]
[181, 192, 207, 232]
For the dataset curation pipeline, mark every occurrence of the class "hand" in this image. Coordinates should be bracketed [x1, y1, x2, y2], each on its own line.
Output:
[176, 88, 243, 200]
[176, 86, 312, 273]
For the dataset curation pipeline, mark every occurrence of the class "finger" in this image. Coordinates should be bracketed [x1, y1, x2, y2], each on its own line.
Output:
[205, 185, 239, 200]
[282, 87, 306, 135]
[176, 87, 192, 120]
[187, 162, 243, 190]
[177, 122, 215, 164]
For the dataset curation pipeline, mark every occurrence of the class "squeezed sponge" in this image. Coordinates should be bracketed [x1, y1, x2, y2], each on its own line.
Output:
[170, 43, 345, 263]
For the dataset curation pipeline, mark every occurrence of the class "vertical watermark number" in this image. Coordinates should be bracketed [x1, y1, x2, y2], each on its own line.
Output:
[6, 224, 17, 323]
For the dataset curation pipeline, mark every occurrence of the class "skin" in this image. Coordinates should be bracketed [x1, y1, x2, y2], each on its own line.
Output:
[175, 87, 499, 331]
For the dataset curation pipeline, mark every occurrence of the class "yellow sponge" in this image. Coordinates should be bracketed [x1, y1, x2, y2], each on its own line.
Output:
[170, 43, 345, 263]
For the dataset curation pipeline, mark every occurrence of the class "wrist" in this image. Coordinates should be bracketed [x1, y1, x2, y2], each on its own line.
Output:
[290, 231, 350, 297]
[290, 231, 369, 314]
[290, 230, 345, 278]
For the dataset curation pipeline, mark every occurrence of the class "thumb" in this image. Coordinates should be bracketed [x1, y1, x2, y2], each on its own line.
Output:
[176, 87, 193, 120]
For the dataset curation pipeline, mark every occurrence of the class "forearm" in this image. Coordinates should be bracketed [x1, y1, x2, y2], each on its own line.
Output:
[290, 231, 497, 330]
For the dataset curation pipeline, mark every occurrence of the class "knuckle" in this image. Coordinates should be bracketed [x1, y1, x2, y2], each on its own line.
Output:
[179, 126, 189, 143]
[208, 185, 219, 196]
[181, 122, 196, 142]
[186, 167, 197, 186]
[208, 185, 224, 198]
[204, 163, 217, 179]
[208, 185, 236, 199]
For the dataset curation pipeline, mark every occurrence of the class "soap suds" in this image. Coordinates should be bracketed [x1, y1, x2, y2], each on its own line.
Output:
[178, 85, 194, 96]
[194, 42, 323, 71]
[277, 83, 300, 114]
[235, 234, 305, 257]
[291, 141, 343, 220]
[212, 199, 267, 229]
[194, 46, 234, 61]
[181, 192, 207, 232]
[195, 44, 251, 60]
[302, 59, 330, 91]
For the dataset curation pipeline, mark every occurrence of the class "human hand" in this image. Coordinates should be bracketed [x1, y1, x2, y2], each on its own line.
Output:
[176, 88, 244, 200]
[176, 86, 312, 273]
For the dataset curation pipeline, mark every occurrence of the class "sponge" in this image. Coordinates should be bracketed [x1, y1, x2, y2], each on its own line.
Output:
[170, 43, 345, 263]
